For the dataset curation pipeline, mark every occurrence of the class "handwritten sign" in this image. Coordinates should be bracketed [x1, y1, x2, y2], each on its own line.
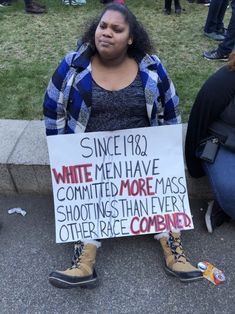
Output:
[47, 125, 193, 243]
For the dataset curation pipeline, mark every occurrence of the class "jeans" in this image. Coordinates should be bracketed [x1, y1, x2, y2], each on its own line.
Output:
[218, 0, 235, 55]
[203, 146, 235, 220]
[204, 0, 229, 33]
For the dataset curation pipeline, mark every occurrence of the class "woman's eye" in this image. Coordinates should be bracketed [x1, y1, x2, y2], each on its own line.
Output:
[113, 28, 123, 33]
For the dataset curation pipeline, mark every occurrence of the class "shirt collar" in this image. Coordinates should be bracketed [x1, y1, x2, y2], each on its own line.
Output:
[71, 42, 95, 69]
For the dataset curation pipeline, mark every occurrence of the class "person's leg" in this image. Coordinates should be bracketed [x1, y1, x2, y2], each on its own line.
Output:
[216, 0, 229, 33]
[204, 0, 224, 33]
[155, 231, 203, 282]
[203, 146, 235, 220]
[204, 0, 235, 59]
[217, 0, 235, 55]
[164, 0, 172, 14]
[49, 240, 101, 289]
[174, 0, 181, 14]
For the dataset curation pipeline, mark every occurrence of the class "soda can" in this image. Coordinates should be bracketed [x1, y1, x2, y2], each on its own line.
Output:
[197, 261, 225, 285]
[214, 270, 226, 285]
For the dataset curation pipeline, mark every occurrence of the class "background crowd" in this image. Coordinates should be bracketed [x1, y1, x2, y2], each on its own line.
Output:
[0, 0, 125, 12]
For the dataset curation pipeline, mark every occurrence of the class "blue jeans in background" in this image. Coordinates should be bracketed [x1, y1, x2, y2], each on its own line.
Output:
[204, 0, 229, 33]
[218, 0, 235, 55]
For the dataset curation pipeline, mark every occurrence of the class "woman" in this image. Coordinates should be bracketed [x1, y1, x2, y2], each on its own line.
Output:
[44, 3, 202, 289]
[185, 52, 235, 233]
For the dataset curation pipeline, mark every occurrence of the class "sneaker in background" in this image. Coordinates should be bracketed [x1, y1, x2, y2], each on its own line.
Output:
[76, 0, 86, 5]
[205, 200, 230, 233]
[71, 0, 86, 5]
[25, 3, 47, 13]
[62, 0, 70, 5]
[164, 8, 171, 15]
[197, 0, 210, 6]
[70, 0, 78, 5]
[217, 27, 227, 36]
[0, 1, 11, 6]
[204, 1, 210, 6]
[32, 1, 46, 8]
[203, 49, 229, 61]
[204, 31, 225, 41]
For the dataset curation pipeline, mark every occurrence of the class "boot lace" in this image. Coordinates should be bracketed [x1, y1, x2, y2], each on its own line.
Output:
[71, 241, 84, 268]
[167, 232, 188, 263]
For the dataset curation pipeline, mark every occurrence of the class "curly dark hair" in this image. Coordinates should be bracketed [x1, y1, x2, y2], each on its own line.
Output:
[82, 3, 153, 58]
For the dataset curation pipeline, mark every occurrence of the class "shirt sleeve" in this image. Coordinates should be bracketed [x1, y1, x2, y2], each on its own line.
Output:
[43, 52, 76, 136]
[152, 55, 181, 125]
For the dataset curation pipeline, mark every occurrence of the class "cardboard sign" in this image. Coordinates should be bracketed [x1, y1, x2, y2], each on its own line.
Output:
[47, 124, 193, 243]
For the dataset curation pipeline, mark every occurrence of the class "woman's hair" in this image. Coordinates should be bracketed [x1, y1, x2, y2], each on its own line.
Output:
[228, 51, 235, 71]
[82, 3, 153, 57]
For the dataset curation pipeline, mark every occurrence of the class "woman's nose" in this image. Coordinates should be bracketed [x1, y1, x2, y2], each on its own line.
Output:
[102, 28, 112, 37]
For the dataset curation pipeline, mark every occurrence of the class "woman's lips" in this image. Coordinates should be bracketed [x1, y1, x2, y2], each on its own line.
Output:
[99, 40, 113, 46]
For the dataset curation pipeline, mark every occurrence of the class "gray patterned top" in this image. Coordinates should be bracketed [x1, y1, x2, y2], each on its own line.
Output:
[86, 73, 150, 132]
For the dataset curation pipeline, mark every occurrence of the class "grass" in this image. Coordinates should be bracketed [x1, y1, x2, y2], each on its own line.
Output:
[0, 0, 231, 121]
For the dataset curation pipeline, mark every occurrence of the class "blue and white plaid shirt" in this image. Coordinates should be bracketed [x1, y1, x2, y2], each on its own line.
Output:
[43, 43, 181, 135]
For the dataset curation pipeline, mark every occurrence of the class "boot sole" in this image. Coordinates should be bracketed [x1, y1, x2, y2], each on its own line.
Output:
[49, 270, 98, 289]
[49, 276, 98, 289]
[164, 266, 203, 282]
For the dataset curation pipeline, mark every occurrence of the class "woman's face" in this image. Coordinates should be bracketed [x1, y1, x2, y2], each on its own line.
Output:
[95, 10, 133, 60]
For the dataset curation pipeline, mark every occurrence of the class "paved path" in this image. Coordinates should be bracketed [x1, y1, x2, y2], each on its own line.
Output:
[1, 194, 235, 314]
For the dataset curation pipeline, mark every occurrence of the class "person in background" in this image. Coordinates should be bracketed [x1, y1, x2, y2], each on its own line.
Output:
[164, 0, 182, 15]
[43, 3, 202, 289]
[203, 0, 235, 60]
[185, 52, 235, 232]
[203, 0, 229, 41]
[0, 0, 46, 13]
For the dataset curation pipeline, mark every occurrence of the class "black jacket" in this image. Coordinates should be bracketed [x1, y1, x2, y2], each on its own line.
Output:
[185, 65, 235, 178]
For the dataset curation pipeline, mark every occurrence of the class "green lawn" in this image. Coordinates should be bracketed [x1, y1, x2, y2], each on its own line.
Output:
[0, 0, 231, 121]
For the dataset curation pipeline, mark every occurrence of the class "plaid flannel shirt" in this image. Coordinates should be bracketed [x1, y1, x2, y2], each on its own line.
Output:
[43, 43, 181, 135]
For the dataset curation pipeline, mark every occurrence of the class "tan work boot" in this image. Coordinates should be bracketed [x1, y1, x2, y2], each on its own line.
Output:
[49, 242, 98, 289]
[159, 232, 203, 282]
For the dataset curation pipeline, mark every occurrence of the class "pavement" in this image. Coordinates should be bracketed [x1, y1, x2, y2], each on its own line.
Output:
[1, 194, 235, 314]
